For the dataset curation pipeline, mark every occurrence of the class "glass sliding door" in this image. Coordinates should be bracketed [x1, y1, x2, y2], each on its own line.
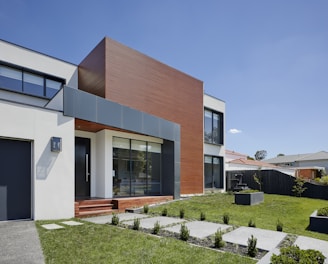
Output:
[113, 137, 161, 197]
[204, 156, 213, 188]
[147, 142, 161, 195]
[113, 138, 130, 196]
[131, 140, 147, 196]
[204, 155, 223, 189]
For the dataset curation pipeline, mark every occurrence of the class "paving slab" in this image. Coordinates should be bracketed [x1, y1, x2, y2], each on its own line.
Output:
[61, 220, 83, 226]
[222, 226, 287, 251]
[125, 216, 186, 229]
[163, 221, 231, 239]
[294, 236, 328, 263]
[41, 223, 64, 230]
[0, 220, 44, 264]
[83, 213, 149, 224]
[257, 248, 280, 264]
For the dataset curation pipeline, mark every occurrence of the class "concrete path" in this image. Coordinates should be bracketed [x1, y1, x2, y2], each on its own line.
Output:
[84, 213, 328, 263]
[0, 220, 44, 264]
[223, 226, 287, 251]
[164, 220, 231, 239]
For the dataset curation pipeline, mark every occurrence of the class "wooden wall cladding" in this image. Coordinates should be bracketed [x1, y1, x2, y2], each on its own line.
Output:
[78, 37, 204, 195]
[78, 39, 106, 97]
[104, 38, 204, 195]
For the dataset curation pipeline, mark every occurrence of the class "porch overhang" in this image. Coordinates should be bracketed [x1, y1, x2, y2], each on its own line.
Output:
[63, 86, 180, 198]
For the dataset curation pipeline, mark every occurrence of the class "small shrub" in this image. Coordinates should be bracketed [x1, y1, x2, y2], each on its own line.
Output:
[292, 177, 307, 197]
[180, 223, 190, 241]
[161, 208, 168, 216]
[179, 208, 185, 219]
[223, 213, 230, 224]
[271, 245, 325, 264]
[143, 204, 149, 214]
[276, 219, 283, 232]
[200, 212, 206, 221]
[111, 213, 119, 226]
[153, 221, 160, 234]
[317, 207, 328, 216]
[315, 175, 328, 185]
[214, 228, 225, 248]
[321, 175, 328, 185]
[248, 219, 256, 228]
[247, 235, 258, 257]
[133, 218, 140, 230]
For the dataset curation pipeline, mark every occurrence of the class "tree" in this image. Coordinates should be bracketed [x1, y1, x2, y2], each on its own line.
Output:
[277, 153, 285, 157]
[254, 150, 267, 161]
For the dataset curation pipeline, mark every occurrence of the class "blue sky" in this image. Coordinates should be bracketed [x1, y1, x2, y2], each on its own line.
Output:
[1, 0, 327, 158]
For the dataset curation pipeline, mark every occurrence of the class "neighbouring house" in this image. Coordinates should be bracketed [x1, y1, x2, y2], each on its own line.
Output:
[265, 151, 328, 179]
[225, 150, 296, 191]
[0, 37, 225, 221]
[225, 150, 247, 162]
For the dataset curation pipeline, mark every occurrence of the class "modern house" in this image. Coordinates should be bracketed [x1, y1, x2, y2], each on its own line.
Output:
[0, 37, 225, 221]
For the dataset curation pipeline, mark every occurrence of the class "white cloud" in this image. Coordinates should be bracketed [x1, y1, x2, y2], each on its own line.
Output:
[229, 128, 242, 134]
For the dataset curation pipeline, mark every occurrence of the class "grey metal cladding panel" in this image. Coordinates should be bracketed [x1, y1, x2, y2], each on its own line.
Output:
[174, 124, 181, 142]
[76, 91, 97, 121]
[143, 114, 160, 137]
[174, 140, 180, 162]
[97, 97, 122, 128]
[122, 107, 142, 133]
[63, 86, 76, 116]
[174, 161, 181, 199]
[159, 119, 175, 140]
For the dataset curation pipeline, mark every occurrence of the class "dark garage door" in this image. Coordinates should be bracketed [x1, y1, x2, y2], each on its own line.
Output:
[0, 138, 31, 220]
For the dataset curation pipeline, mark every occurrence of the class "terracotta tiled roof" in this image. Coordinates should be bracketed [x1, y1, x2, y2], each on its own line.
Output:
[228, 158, 279, 168]
[225, 150, 248, 156]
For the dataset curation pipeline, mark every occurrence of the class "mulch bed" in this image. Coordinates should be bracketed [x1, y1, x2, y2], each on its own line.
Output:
[117, 223, 268, 260]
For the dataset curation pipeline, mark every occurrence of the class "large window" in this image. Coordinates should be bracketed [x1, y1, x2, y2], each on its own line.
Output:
[113, 137, 161, 197]
[204, 109, 223, 145]
[0, 63, 64, 99]
[204, 156, 223, 188]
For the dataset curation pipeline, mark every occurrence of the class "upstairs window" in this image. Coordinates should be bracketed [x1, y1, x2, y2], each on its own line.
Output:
[204, 109, 223, 145]
[0, 63, 64, 99]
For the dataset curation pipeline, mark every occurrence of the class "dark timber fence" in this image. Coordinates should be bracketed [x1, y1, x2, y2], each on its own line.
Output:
[226, 170, 328, 200]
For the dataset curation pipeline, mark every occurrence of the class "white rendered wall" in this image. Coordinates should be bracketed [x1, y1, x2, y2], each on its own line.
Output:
[204, 94, 226, 190]
[0, 101, 75, 220]
[0, 40, 78, 89]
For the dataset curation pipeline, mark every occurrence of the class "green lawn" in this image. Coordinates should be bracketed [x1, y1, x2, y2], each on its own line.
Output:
[149, 193, 328, 241]
[36, 193, 328, 263]
[36, 220, 255, 264]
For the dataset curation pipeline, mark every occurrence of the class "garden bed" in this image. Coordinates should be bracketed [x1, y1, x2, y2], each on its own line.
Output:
[234, 192, 264, 205]
[309, 210, 328, 234]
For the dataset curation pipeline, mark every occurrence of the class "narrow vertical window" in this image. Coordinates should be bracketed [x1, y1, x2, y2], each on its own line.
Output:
[204, 109, 223, 145]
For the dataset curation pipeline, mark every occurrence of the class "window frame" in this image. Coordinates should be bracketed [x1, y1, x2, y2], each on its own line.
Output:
[204, 108, 224, 145]
[0, 61, 65, 99]
[204, 155, 224, 189]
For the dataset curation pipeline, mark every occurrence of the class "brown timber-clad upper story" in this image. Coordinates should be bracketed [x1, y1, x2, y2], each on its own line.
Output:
[77, 37, 204, 195]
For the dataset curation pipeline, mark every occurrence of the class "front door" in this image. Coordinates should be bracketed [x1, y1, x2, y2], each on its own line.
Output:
[75, 137, 90, 197]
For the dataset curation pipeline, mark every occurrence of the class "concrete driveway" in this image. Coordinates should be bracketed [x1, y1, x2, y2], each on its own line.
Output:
[0, 220, 44, 264]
